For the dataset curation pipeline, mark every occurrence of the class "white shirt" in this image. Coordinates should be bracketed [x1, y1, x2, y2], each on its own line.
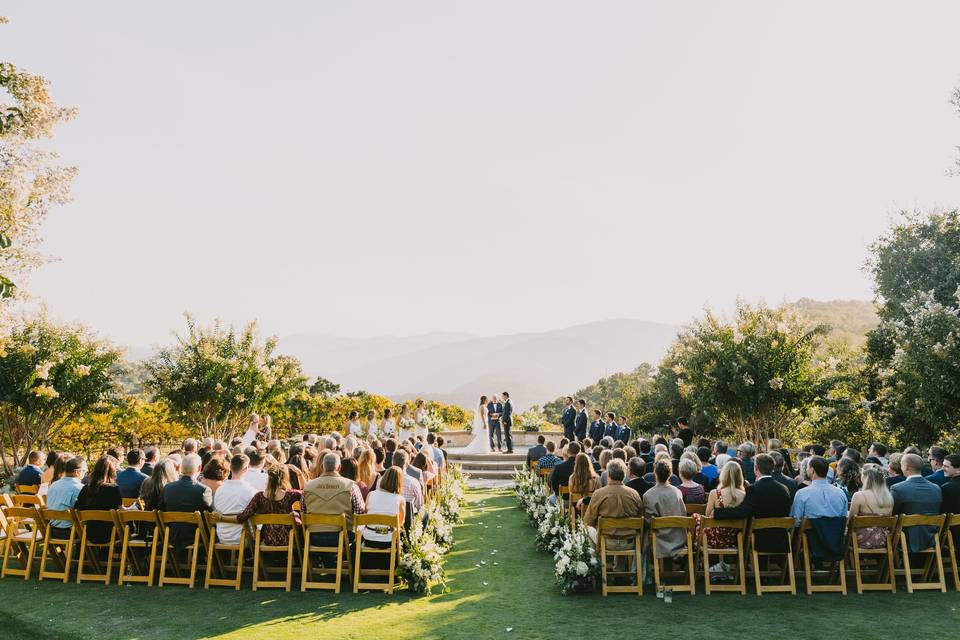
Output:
[245, 468, 268, 492]
[213, 479, 257, 544]
[362, 489, 404, 543]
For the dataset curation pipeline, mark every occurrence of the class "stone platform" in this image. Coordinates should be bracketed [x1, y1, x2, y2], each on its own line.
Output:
[447, 447, 528, 481]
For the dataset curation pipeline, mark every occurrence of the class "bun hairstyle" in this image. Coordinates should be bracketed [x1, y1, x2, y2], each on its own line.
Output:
[480, 395, 488, 405]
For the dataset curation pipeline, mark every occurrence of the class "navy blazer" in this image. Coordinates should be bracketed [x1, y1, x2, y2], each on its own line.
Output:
[574, 410, 588, 438]
[16, 464, 42, 487]
[116, 467, 148, 499]
[603, 422, 619, 440]
[617, 425, 632, 444]
[892, 476, 943, 552]
[162, 477, 213, 549]
[589, 420, 604, 442]
[560, 406, 576, 432]
[487, 402, 503, 426]
[501, 399, 513, 427]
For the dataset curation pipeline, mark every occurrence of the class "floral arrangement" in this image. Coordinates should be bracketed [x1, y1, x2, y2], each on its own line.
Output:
[535, 500, 569, 554]
[437, 464, 467, 523]
[514, 466, 548, 524]
[399, 514, 446, 595]
[424, 500, 454, 552]
[421, 409, 446, 434]
[553, 521, 600, 594]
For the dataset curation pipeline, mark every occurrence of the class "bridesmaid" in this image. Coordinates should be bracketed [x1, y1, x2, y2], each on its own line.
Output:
[381, 408, 397, 439]
[414, 399, 428, 440]
[397, 404, 415, 443]
[365, 410, 379, 440]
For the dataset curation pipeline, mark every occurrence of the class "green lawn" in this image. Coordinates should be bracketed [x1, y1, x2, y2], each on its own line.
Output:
[3, 487, 960, 640]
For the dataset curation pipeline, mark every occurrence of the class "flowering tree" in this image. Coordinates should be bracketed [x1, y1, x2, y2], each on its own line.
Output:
[0, 16, 77, 314]
[0, 312, 122, 474]
[144, 315, 307, 441]
[668, 301, 823, 445]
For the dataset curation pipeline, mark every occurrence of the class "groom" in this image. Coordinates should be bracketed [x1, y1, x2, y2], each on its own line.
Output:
[487, 395, 504, 452]
[501, 391, 514, 454]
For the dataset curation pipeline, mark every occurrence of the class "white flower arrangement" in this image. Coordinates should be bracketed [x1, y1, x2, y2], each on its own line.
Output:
[422, 409, 446, 434]
[399, 515, 446, 595]
[536, 500, 569, 553]
[553, 521, 599, 594]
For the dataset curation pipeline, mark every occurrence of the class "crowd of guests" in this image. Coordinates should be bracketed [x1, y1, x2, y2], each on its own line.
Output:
[19, 425, 450, 568]
[528, 423, 960, 573]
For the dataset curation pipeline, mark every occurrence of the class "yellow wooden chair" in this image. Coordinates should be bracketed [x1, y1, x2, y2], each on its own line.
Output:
[10, 494, 43, 509]
[0, 506, 41, 579]
[798, 518, 847, 595]
[16, 485, 40, 496]
[747, 517, 797, 595]
[37, 508, 78, 582]
[649, 516, 696, 595]
[597, 516, 644, 596]
[116, 510, 162, 586]
[352, 513, 401, 594]
[893, 513, 947, 593]
[848, 515, 897, 593]
[568, 491, 593, 529]
[685, 503, 706, 516]
[158, 511, 206, 588]
[121, 497, 142, 509]
[76, 510, 119, 584]
[301, 513, 352, 593]
[538, 467, 552, 486]
[204, 512, 247, 590]
[250, 513, 298, 592]
[698, 517, 747, 595]
[940, 513, 960, 591]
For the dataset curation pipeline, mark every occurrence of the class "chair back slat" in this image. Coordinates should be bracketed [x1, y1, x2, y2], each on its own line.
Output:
[301, 513, 346, 529]
[597, 517, 644, 531]
[651, 516, 695, 529]
[159, 511, 203, 525]
[699, 517, 746, 529]
[849, 515, 898, 529]
[16, 485, 40, 495]
[685, 503, 706, 515]
[117, 510, 160, 524]
[899, 514, 946, 528]
[750, 516, 796, 530]
[250, 513, 296, 526]
[354, 514, 400, 529]
[78, 510, 116, 523]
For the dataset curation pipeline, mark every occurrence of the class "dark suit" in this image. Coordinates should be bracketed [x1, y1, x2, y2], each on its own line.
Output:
[739, 458, 757, 484]
[526, 444, 546, 466]
[162, 476, 213, 549]
[549, 457, 576, 495]
[892, 476, 943, 552]
[625, 476, 653, 499]
[603, 422, 618, 440]
[772, 471, 798, 498]
[16, 464, 42, 487]
[560, 406, 576, 440]
[714, 476, 792, 552]
[116, 467, 148, 499]
[141, 462, 155, 478]
[886, 475, 906, 488]
[501, 399, 514, 452]
[940, 477, 960, 547]
[487, 401, 504, 450]
[616, 424, 631, 444]
[928, 469, 947, 486]
[574, 409, 588, 441]
[589, 420, 604, 442]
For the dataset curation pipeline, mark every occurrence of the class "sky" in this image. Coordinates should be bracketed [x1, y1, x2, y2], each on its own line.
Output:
[3, 1, 960, 348]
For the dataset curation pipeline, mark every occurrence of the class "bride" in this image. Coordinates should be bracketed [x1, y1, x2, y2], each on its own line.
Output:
[456, 395, 491, 454]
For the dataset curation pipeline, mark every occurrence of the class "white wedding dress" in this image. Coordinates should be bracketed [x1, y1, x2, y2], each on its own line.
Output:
[456, 402, 492, 454]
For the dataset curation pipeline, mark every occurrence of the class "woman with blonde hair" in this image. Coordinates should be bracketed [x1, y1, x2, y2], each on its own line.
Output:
[356, 448, 378, 499]
[848, 463, 894, 549]
[696, 460, 747, 571]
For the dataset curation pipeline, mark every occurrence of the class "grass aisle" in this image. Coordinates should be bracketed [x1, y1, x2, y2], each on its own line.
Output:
[2, 487, 960, 639]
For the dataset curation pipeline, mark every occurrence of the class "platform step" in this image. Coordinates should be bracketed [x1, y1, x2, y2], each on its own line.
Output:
[448, 452, 526, 463]
[458, 469, 520, 480]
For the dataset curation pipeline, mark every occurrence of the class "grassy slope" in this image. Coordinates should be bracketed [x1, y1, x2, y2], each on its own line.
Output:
[2, 488, 960, 640]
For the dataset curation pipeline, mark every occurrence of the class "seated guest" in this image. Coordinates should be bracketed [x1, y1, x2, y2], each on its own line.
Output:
[359, 467, 406, 568]
[833, 457, 861, 503]
[286, 444, 310, 491]
[117, 449, 148, 499]
[17, 450, 43, 487]
[44, 456, 86, 539]
[200, 456, 229, 496]
[537, 441, 562, 471]
[162, 454, 214, 549]
[892, 452, 943, 553]
[391, 450, 424, 517]
[940, 454, 960, 547]
[698, 460, 747, 572]
[425, 433, 445, 472]
[596, 450, 612, 484]
[413, 452, 435, 486]
[869, 442, 889, 469]
[791, 456, 849, 560]
[927, 446, 949, 486]
[213, 454, 257, 545]
[737, 441, 757, 484]
[236, 464, 302, 546]
[75, 456, 123, 544]
[383, 439, 397, 470]
[886, 452, 906, 488]
[678, 457, 706, 504]
[583, 459, 643, 553]
[404, 448, 424, 484]
[848, 464, 894, 549]
[625, 457, 652, 498]
[355, 449, 379, 500]
[548, 442, 581, 497]
[141, 446, 158, 477]
[245, 448, 268, 491]
[698, 447, 718, 486]
[714, 454, 792, 552]
[570, 453, 600, 512]
[526, 435, 548, 467]
[643, 452, 681, 487]
[139, 459, 178, 511]
[38, 451, 61, 494]
[304, 452, 366, 550]
[643, 459, 688, 559]
[769, 450, 798, 498]
[638, 439, 653, 465]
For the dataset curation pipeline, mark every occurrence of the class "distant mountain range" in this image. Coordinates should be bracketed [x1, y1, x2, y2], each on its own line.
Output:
[278, 319, 679, 411]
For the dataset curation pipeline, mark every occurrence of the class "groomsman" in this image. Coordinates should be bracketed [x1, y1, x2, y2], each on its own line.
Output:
[589, 410, 605, 442]
[560, 397, 576, 440]
[603, 412, 618, 440]
[574, 399, 588, 441]
[616, 415, 632, 444]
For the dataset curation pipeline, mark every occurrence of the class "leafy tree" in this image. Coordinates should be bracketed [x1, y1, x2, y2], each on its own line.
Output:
[309, 376, 341, 397]
[865, 210, 960, 446]
[0, 312, 122, 473]
[144, 315, 307, 441]
[0, 17, 77, 312]
[543, 365, 656, 424]
[950, 85, 960, 177]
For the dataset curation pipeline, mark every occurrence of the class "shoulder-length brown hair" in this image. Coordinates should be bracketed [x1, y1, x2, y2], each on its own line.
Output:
[378, 467, 404, 495]
[570, 453, 597, 494]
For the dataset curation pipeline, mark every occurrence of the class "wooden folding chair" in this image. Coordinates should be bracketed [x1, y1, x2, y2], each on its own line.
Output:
[122, 498, 142, 509]
[251, 513, 298, 592]
[848, 515, 897, 593]
[1, 506, 41, 579]
[539, 467, 552, 486]
[76, 510, 119, 584]
[204, 512, 247, 590]
[893, 514, 947, 593]
[117, 510, 162, 586]
[557, 484, 570, 505]
[798, 518, 847, 595]
[649, 516, 696, 595]
[568, 491, 592, 529]
[158, 511, 205, 588]
[10, 494, 43, 508]
[37, 509, 78, 582]
[699, 517, 747, 595]
[16, 485, 40, 496]
[529, 460, 538, 472]
[941, 513, 960, 591]
[747, 517, 796, 595]
[352, 514, 400, 594]
[301, 513, 353, 592]
[685, 503, 706, 516]
[597, 517, 644, 596]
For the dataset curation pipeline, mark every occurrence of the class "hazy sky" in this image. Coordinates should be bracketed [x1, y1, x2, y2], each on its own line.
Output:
[4, 1, 960, 347]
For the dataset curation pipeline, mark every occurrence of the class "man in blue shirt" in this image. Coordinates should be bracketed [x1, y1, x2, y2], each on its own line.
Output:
[697, 447, 719, 485]
[536, 441, 562, 471]
[117, 448, 148, 498]
[44, 456, 86, 538]
[16, 451, 44, 486]
[790, 456, 848, 525]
